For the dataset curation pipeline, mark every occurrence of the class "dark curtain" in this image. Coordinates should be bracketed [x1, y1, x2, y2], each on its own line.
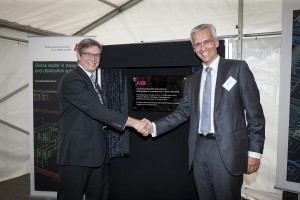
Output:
[101, 68, 129, 158]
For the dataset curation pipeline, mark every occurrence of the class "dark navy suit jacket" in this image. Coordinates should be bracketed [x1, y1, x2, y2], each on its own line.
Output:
[155, 57, 265, 176]
[57, 66, 128, 167]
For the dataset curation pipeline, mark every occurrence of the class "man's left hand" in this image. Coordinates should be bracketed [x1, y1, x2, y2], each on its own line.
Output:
[246, 156, 260, 175]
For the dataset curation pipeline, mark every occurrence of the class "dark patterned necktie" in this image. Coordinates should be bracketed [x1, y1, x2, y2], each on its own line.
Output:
[200, 67, 212, 135]
[90, 74, 104, 104]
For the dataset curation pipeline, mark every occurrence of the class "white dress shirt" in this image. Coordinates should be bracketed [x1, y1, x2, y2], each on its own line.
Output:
[198, 56, 219, 134]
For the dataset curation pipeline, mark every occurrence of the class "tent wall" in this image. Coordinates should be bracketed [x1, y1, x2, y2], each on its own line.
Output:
[0, 28, 32, 181]
[237, 36, 282, 198]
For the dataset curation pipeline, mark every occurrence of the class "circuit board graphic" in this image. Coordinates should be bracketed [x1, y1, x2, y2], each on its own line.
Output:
[287, 9, 300, 183]
[33, 61, 76, 191]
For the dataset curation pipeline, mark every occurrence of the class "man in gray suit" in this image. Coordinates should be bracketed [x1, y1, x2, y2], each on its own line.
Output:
[143, 24, 265, 200]
[57, 38, 150, 200]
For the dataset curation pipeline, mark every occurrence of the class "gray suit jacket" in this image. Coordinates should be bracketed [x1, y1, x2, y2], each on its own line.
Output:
[155, 57, 265, 176]
[57, 66, 128, 167]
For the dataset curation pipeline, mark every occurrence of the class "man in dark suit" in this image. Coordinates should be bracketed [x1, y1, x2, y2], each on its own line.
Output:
[143, 24, 265, 200]
[57, 38, 149, 200]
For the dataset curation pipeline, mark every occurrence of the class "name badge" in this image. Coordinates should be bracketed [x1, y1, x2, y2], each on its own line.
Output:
[222, 76, 237, 91]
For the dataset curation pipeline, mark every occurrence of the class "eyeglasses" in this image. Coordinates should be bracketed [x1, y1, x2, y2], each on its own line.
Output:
[192, 38, 215, 48]
[82, 52, 101, 59]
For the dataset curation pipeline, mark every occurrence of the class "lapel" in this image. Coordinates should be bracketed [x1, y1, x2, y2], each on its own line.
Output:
[214, 57, 230, 110]
[193, 69, 203, 120]
[75, 66, 96, 92]
[75, 66, 106, 104]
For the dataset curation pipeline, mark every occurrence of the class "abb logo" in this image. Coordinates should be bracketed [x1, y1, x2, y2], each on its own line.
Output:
[74, 43, 78, 51]
[136, 80, 146, 85]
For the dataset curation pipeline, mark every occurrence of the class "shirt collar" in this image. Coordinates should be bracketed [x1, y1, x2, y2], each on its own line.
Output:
[78, 64, 93, 78]
[202, 55, 220, 72]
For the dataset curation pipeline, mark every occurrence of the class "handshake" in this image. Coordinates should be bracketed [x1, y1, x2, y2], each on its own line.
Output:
[127, 117, 154, 137]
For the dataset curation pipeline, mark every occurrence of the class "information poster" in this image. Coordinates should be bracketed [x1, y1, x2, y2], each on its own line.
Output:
[286, 9, 300, 184]
[276, 5, 300, 193]
[29, 36, 94, 197]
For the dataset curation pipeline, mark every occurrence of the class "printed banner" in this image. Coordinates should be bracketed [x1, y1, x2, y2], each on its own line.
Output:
[29, 36, 94, 197]
[276, 6, 300, 193]
[287, 9, 300, 184]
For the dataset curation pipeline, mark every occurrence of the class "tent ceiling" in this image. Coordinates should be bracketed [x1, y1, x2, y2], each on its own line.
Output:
[0, 0, 142, 36]
[87, 0, 282, 45]
[0, 0, 282, 44]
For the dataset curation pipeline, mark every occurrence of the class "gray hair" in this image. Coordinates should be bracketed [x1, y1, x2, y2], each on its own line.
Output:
[77, 38, 102, 55]
[190, 24, 217, 43]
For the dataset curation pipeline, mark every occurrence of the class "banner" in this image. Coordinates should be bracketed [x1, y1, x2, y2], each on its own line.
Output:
[29, 36, 94, 198]
[286, 9, 300, 184]
[276, 0, 300, 193]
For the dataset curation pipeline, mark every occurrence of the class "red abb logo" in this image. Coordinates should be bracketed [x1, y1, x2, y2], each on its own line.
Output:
[136, 80, 146, 86]
[74, 43, 78, 51]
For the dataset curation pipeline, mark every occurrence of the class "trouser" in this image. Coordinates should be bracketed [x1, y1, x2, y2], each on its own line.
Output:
[193, 135, 243, 200]
[57, 164, 108, 200]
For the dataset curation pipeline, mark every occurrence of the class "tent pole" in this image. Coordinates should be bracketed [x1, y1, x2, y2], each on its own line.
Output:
[0, 119, 29, 135]
[0, 34, 28, 43]
[237, 0, 244, 60]
[0, 84, 29, 104]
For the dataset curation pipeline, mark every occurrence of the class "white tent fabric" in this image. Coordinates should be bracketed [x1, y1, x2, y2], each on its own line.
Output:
[0, 28, 31, 182]
[0, 0, 282, 37]
[0, 0, 132, 35]
[0, 0, 290, 199]
[238, 36, 282, 199]
[87, 0, 282, 45]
